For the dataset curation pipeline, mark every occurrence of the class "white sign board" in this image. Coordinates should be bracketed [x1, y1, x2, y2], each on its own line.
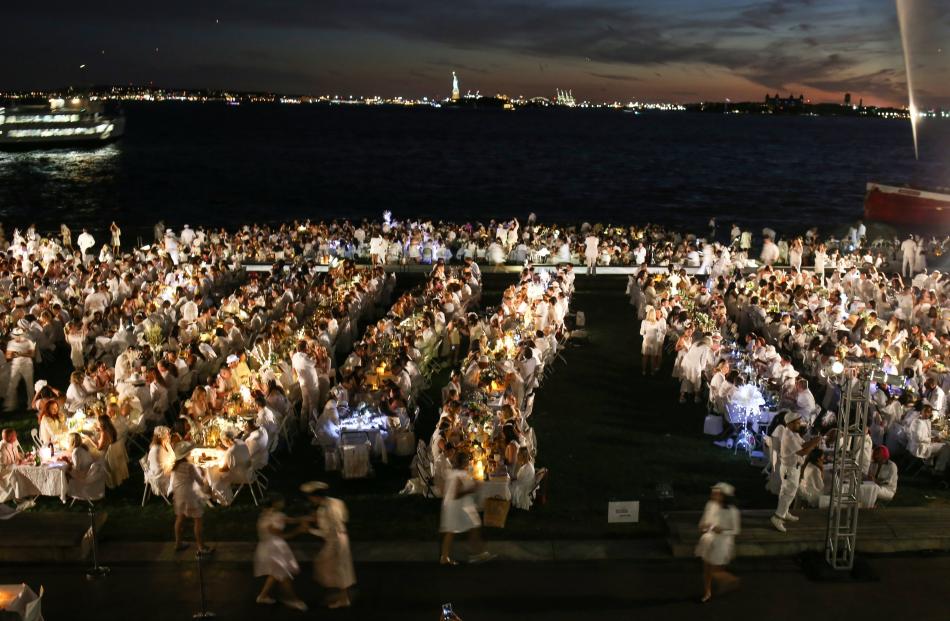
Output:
[607, 501, 640, 523]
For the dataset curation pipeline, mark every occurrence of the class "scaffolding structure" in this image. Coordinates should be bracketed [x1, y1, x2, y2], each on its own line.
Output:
[824, 367, 873, 570]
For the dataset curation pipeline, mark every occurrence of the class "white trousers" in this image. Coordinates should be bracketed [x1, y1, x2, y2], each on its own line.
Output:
[298, 382, 320, 429]
[585, 256, 597, 275]
[5, 359, 33, 411]
[775, 463, 801, 519]
[902, 254, 914, 277]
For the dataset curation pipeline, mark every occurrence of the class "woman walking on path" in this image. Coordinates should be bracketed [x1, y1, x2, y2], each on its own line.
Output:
[301, 481, 356, 609]
[254, 494, 307, 611]
[696, 482, 741, 603]
[439, 453, 495, 566]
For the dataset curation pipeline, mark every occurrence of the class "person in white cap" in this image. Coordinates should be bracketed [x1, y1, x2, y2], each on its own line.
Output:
[771, 411, 822, 532]
[696, 482, 741, 603]
[301, 481, 355, 608]
[5, 328, 36, 412]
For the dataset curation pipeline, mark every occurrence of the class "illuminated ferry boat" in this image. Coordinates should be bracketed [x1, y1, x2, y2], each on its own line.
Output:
[864, 182, 950, 228]
[0, 97, 124, 149]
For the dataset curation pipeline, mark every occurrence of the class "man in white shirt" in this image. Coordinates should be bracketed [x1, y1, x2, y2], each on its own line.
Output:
[772, 412, 822, 532]
[907, 406, 947, 471]
[291, 342, 321, 427]
[244, 420, 269, 470]
[900, 235, 917, 277]
[5, 328, 35, 412]
[792, 378, 818, 425]
[76, 229, 96, 263]
[864, 446, 898, 507]
[923, 378, 946, 419]
[254, 394, 280, 439]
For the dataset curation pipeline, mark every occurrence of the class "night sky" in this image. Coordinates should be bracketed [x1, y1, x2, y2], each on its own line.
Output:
[4, 0, 948, 106]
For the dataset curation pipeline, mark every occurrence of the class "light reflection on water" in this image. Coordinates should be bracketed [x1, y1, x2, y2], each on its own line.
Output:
[0, 144, 120, 183]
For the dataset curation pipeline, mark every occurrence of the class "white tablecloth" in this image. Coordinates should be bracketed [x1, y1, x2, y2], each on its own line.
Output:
[341, 435, 372, 479]
[12, 465, 68, 502]
[477, 477, 511, 509]
[0, 584, 43, 621]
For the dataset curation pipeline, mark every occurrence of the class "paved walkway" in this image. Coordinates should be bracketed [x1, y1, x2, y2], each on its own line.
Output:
[4, 556, 950, 620]
[666, 507, 950, 557]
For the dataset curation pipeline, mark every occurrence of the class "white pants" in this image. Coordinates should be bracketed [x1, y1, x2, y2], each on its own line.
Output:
[5, 359, 34, 411]
[902, 254, 914, 277]
[298, 382, 320, 429]
[859, 481, 895, 508]
[775, 463, 801, 519]
[585, 256, 597, 275]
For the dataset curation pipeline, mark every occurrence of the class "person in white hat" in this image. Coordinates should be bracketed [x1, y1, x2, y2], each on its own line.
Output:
[771, 411, 822, 532]
[300, 481, 355, 608]
[697, 482, 741, 602]
[5, 327, 36, 412]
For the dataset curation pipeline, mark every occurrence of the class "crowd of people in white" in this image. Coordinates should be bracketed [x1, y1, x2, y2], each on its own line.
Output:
[627, 226, 948, 532]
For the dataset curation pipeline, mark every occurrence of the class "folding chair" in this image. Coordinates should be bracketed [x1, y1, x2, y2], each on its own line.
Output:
[140, 456, 171, 506]
[23, 585, 43, 621]
[530, 467, 549, 507]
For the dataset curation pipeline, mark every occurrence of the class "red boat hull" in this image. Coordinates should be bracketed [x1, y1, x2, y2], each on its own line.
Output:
[864, 183, 950, 227]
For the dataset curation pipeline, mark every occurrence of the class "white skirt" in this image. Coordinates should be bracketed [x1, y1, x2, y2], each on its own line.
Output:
[254, 538, 299, 580]
[695, 532, 735, 566]
[440, 496, 481, 533]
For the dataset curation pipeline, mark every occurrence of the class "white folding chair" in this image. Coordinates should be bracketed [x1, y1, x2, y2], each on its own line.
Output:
[139, 456, 171, 506]
[68, 460, 107, 507]
[23, 585, 43, 621]
[231, 465, 264, 506]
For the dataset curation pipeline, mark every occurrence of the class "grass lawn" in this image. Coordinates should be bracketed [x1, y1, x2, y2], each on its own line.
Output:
[9, 273, 950, 543]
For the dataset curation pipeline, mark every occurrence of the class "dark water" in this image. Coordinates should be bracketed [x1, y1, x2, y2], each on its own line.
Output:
[1, 103, 947, 240]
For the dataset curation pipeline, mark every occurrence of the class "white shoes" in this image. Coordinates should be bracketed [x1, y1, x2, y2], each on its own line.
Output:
[785, 513, 800, 522]
[770, 515, 787, 532]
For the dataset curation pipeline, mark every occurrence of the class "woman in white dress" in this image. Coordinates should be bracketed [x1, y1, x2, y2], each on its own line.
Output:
[696, 482, 741, 603]
[797, 448, 825, 507]
[439, 454, 493, 565]
[170, 444, 213, 554]
[788, 237, 803, 272]
[65, 320, 86, 370]
[254, 495, 306, 611]
[96, 414, 129, 489]
[38, 400, 67, 447]
[639, 306, 666, 376]
[301, 481, 356, 609]
[510, 447, 536, 510]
